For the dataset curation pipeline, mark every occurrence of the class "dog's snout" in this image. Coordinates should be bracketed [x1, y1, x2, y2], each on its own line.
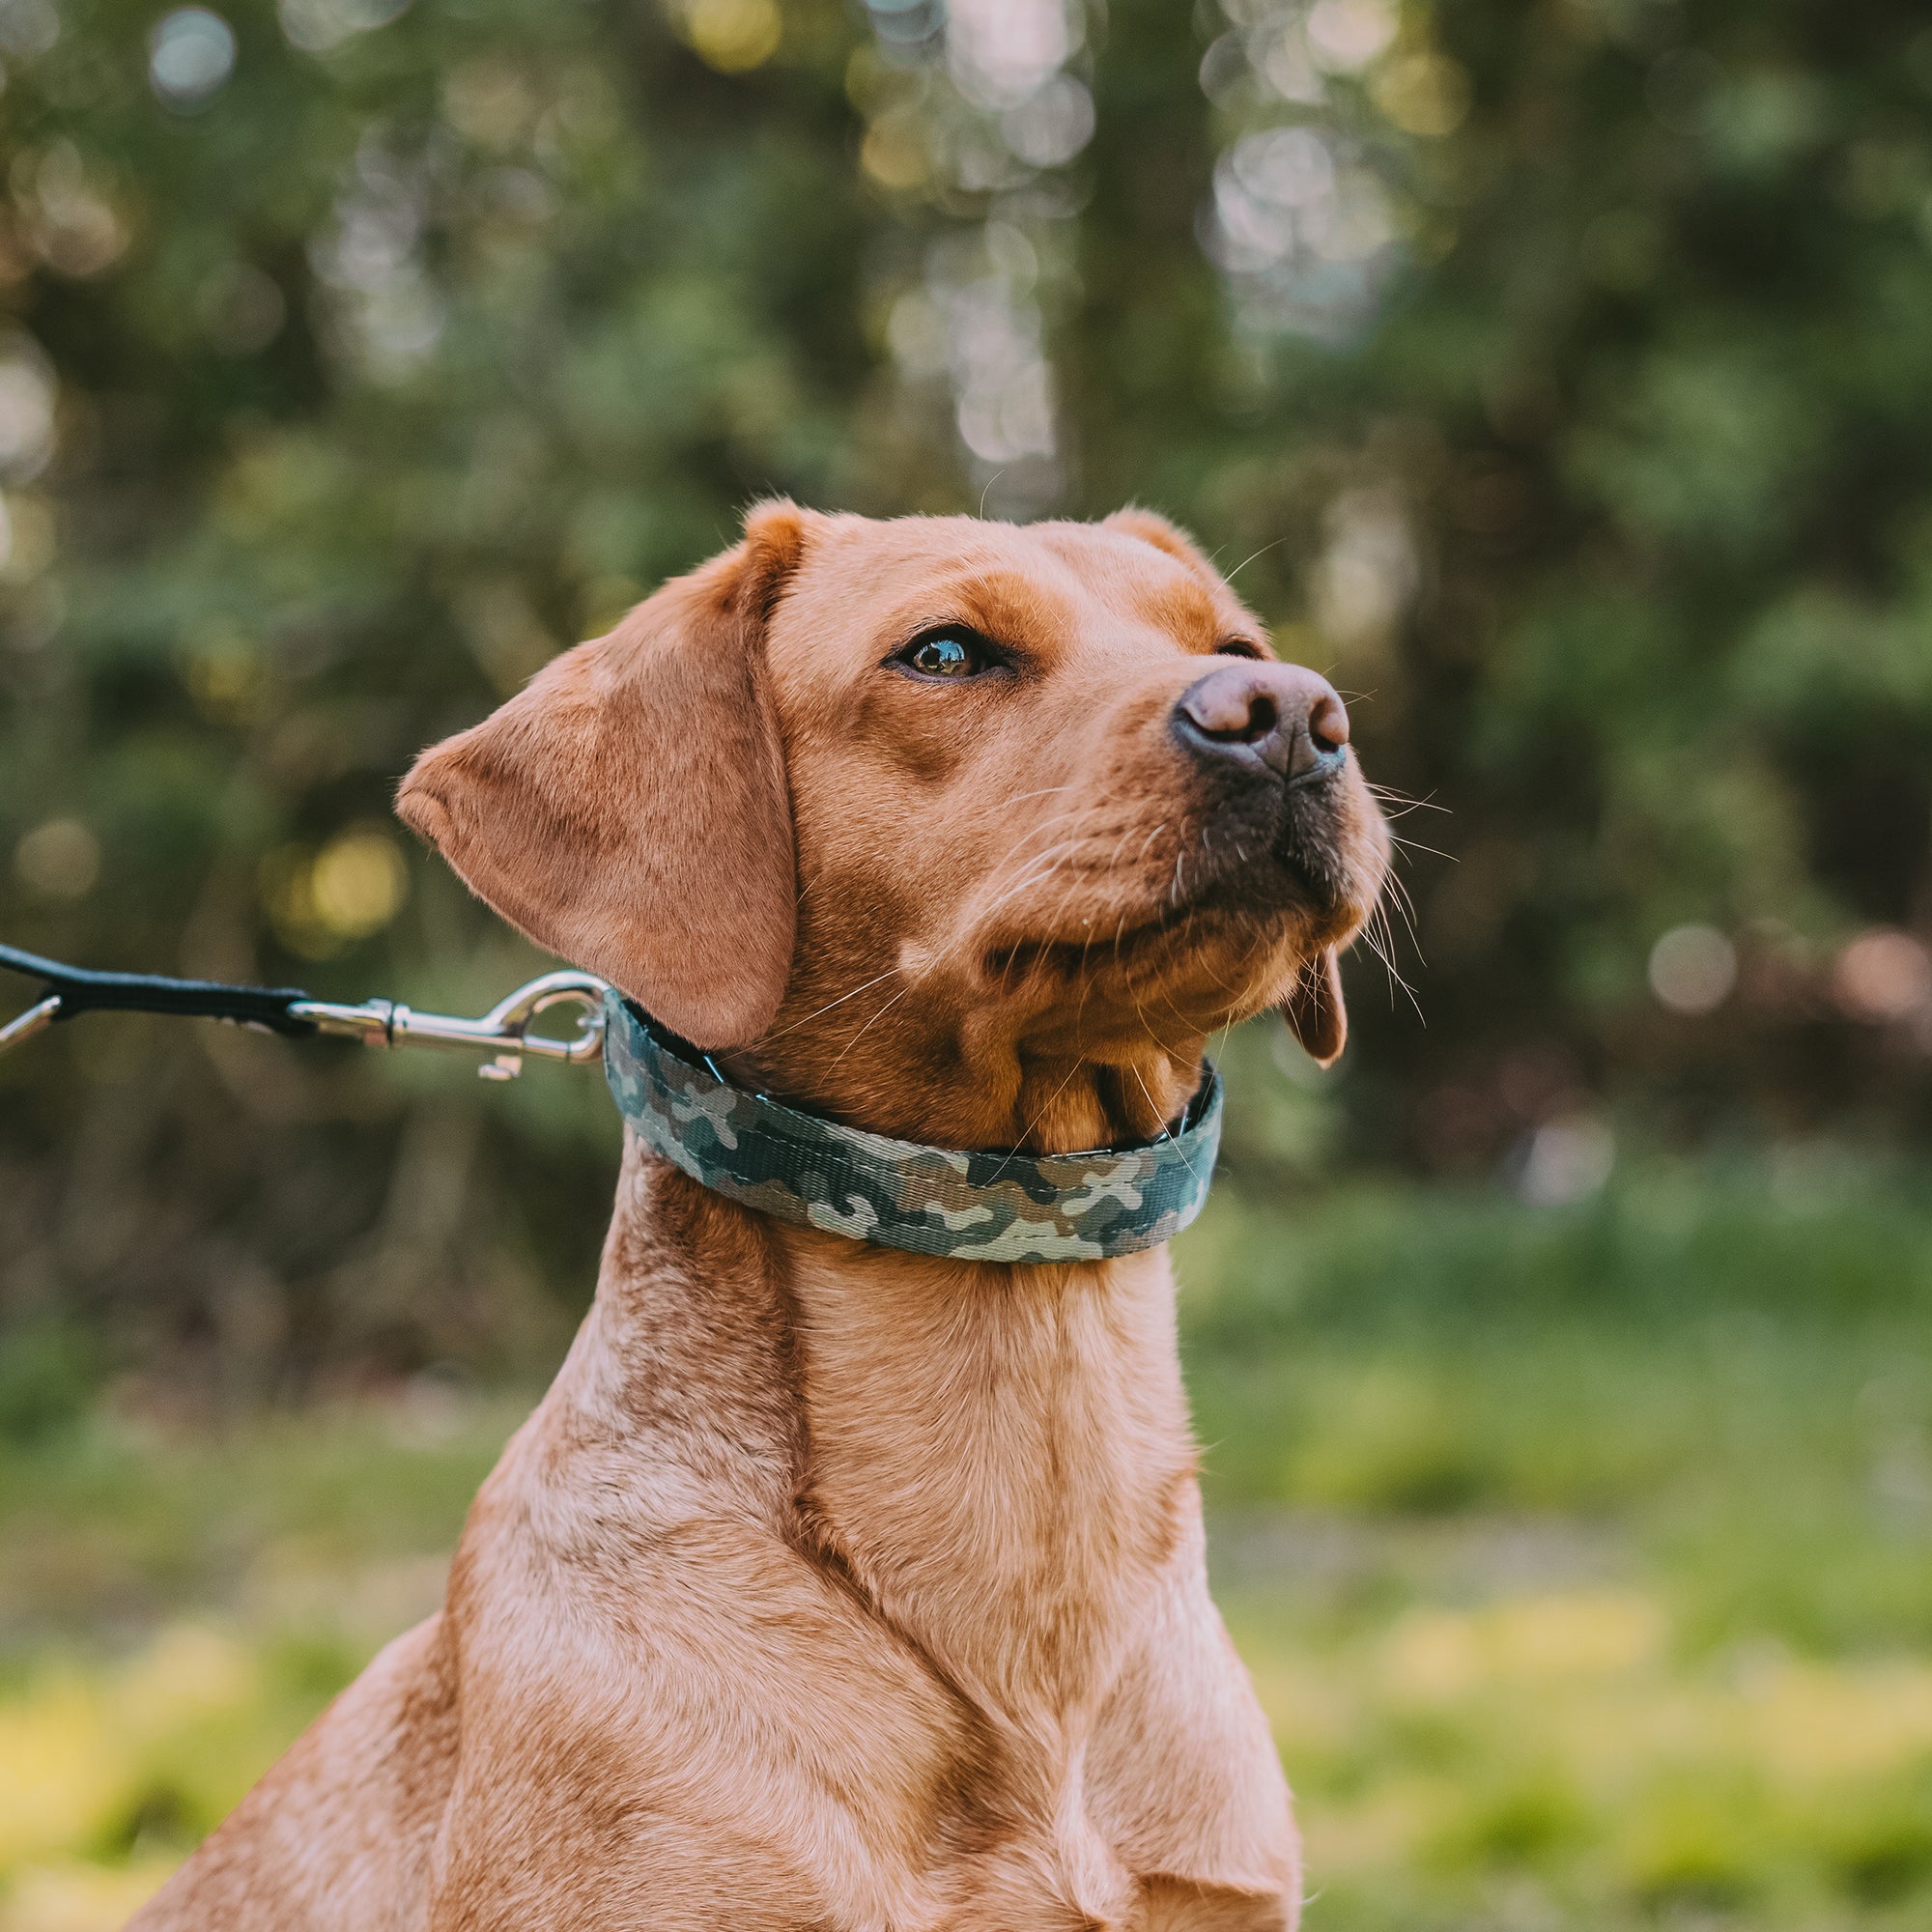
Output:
[1172, 663, 1349, 784]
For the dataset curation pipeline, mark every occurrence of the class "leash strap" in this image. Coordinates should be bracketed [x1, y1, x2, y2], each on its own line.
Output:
[0, 943, 607, 1077]
[0, 941, 315, 1039]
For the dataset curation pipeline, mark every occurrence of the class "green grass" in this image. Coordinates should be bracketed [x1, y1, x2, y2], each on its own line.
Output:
[1186, 1166, 1932, 1929]
[4, 1163, 1932, 1929]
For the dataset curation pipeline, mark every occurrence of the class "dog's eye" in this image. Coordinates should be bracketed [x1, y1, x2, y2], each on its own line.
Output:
[1216, 639, 1264, 660]
[893, 630, 997, 681]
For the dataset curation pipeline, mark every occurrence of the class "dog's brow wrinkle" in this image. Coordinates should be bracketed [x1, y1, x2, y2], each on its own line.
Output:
[945, 569, 1077, 656]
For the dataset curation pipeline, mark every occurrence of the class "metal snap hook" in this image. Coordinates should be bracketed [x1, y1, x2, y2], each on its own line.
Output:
[290, 970, 609, 1079]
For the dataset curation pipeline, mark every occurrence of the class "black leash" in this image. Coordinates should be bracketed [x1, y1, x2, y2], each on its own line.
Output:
[0, 941, 317, 1035]
[0, 943, 609, 1077]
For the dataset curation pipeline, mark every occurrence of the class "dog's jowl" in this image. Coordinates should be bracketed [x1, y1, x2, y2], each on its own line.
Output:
[132, 507, 1388, 1932]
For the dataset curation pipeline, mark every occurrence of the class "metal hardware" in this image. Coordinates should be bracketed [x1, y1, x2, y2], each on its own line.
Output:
[0, 953, 608, 1078]
[289, 970, 609, 1080]
[0, 993, 61, 1057]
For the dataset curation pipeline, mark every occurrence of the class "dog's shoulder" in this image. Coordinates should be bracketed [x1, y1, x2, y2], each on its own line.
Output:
[128, 1614, 457, 1931]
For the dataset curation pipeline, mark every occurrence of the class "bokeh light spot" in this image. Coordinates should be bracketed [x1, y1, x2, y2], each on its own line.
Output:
[1518, 1115, 1616, 1207]
[15, 818, 100, 900]
[196, 263, 286, 355]
[1833, 930, 1932, 1025]
[1371, 52, 1472, 137]
[0, 0, 58, 61]
[1305, 0, 1397, 74]
[309, 831, 409, 940]
[278, 0, 411, 57]
[179, 629, 262, 722]
[1232, 127, 1336, 209]
[0, 345, 57, 480]
[680, 0, 781, 73]
[861, 114, 928, 191]
[264, 829, 410, 955]
[149, 10, 236, 109]
[946, 0, 1075, 111]
[1000, 73, 1094, 169]
[1648, 924, 1737, 1015]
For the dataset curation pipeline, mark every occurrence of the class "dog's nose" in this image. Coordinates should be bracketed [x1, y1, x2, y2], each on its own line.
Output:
[1171, 662, 1350, 784]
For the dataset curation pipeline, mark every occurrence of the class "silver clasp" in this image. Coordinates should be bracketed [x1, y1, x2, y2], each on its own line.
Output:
[0, 993, 62, 1057]
[291, 969, 609, 1080]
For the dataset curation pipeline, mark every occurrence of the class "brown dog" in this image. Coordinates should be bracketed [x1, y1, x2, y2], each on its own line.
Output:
[131, 506, 1387, 1931]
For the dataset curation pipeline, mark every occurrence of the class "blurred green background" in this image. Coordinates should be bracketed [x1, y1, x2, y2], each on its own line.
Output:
[3, 0, 1932, 1926]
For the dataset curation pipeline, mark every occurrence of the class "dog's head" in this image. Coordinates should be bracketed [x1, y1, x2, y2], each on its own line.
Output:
[400, 503, 1388, 1151]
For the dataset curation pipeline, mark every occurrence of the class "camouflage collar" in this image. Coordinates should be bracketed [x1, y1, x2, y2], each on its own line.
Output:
[601, 992, 1221, 1264]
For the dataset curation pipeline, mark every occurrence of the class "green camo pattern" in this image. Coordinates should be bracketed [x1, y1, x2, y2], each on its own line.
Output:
[602, 993, 1221, 1263]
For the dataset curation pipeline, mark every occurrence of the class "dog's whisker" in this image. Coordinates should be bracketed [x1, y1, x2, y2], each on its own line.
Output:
[824, 979, 918, 1071]
[1359, 902, 1425, 1023]
[1013, 1053, 1098, 1154]
[1364, 781, 1450, 816]
[996, 794, 1115, 850]
[1381, 873, 1424, 958]
[972, 849, 1089, 931]
[988, 782, 1076, 812]
[764, 964, 906, 1042]
[1385, 832, 1456, 863]
[978, 808, 1117, 891]
[1192, 923, 1260, 1005]
[1223, 534, 1287, 584]
[1150, 914, 1211, 1038]
[1128, 1058, 1199, 1179]
[957, 817, 1113, 923]
[969, 838, 1103, 937]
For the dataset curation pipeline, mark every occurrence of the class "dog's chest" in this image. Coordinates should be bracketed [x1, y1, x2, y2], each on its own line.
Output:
[789, 1243, 1196, 1722]
[427, 1197, 1289, 1926]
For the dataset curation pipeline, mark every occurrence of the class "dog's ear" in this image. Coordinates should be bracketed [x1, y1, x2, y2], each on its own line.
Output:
[1283, 948, 1347, 1067]
[398, 501, 807, 1050]
[1103, 507, 1221, 582]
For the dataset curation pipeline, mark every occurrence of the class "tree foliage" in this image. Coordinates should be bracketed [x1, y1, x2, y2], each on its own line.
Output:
[1, 0, 1928, 1394]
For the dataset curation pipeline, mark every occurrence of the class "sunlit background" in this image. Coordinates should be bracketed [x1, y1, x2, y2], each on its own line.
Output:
[3, 1, 1932, 1926]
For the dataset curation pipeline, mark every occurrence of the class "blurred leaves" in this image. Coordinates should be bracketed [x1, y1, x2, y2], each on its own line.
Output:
[2, 0, 1931, 1395]
[1, 0, 883, 1398]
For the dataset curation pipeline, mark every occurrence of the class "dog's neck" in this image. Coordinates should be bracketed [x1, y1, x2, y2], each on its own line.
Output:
[774, 1203, 1198, 1722]
[576, 1138, 1199, 1736]
[730, 1019, 1208, 1155]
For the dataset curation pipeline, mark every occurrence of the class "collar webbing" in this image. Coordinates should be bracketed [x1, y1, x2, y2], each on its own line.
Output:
[601, 992, 1221, 1263]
